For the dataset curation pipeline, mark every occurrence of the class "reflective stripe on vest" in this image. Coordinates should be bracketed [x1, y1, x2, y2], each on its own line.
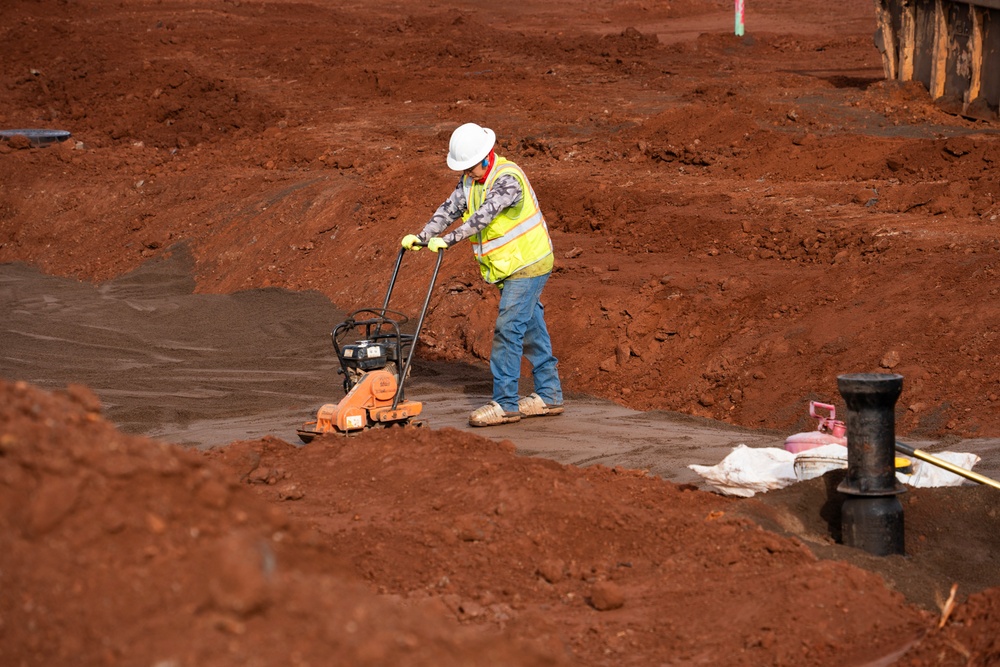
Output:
[462, 158, 553, 284]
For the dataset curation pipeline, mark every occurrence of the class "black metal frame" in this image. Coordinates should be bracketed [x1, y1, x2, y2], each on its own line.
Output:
[329, 245, 444, 408]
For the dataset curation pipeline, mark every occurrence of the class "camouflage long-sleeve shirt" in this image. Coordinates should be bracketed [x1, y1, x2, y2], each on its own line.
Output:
[417, 172, 523, 248]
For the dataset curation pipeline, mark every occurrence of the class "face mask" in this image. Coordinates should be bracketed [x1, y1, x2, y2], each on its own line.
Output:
[475, 150, 495, 184]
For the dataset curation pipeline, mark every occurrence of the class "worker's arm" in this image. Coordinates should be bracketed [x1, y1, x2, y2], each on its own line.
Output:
[433, 174, 523, 247]
[417, 179, 468, 242]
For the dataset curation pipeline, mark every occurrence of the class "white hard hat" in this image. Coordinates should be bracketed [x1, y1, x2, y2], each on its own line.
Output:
[447, 122, 496, 171]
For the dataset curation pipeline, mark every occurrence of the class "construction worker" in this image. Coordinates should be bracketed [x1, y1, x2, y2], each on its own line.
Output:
[402, 122, 564, 427]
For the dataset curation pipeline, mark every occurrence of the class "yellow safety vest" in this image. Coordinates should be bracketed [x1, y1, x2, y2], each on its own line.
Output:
[462, 157, 553, 284]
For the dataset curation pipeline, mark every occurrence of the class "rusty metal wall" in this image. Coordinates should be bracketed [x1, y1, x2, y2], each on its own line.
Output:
[875, 0, 1000, 119]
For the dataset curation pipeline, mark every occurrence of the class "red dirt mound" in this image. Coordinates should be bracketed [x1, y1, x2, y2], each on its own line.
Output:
[0, 380, 558, 666]
[1, 378, 956, 666]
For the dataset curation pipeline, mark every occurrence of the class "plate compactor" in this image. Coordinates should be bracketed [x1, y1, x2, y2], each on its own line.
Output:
[297, 245, 443, 443]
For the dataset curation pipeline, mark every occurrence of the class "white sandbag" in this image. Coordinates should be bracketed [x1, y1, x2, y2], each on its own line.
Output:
[689, 443, 982, 496]
[792, 444, 848, 481]
[688, 445, 798, 497]
[897, 451, 982, 488]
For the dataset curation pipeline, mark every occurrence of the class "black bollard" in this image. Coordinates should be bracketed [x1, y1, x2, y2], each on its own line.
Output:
[836, 373, 906, 556]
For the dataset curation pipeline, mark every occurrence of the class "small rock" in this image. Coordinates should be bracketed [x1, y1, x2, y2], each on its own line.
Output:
[5, 134, 32, 150]
[146, 512, 167, 535]
[615, 343, 631, 366]
[454, 514, 492, 542]
[537, 559, 565, 584]
[590, 580, 625, 611]
[880, 350, 901, 369]
[457, 599, 485, 618]
[277, 484, 304, 501]
[247, 468, 270, 484]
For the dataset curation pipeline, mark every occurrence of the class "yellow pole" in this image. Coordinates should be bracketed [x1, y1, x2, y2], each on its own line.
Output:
[896, 441, 1000, 491]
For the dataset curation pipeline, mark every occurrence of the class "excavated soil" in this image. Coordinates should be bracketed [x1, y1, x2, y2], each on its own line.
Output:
[3, 0, 1000, 665]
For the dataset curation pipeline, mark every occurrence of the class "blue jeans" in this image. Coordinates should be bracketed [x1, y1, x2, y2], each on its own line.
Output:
[490, 272, 563, 412]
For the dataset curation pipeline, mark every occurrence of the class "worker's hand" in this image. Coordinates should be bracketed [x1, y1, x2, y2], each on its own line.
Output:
[427, 237, 448, 253]
[401, 234, 422, 251]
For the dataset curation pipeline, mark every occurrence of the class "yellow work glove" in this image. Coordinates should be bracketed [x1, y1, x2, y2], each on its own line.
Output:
[427, 237, 448, 253]
[401, 234, 422, 251]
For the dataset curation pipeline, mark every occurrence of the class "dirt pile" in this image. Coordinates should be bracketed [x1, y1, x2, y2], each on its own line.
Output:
[6, 377, 1000, 666]
[0, 378, 956, 666]
[0, 379, 561, 666]
[898, 587, 1000, 666]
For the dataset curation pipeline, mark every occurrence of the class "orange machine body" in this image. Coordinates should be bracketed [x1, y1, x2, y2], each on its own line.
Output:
[301, 369, 422, 437]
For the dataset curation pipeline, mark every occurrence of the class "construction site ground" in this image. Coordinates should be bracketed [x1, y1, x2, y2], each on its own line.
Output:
[2, 0, 1000, 665]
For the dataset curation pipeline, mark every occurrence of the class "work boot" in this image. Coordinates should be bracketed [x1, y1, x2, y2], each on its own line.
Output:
[469, 401, 521, 427]
[518, 393, 564, 418]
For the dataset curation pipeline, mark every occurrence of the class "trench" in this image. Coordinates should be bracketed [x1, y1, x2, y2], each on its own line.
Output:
[2, 249, 997, 490]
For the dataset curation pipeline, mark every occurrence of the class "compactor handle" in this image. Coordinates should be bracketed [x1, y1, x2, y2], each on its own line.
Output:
[382, 243, 433, 310]
[392, 248, 444, 409]
[382, 247, 408, 313]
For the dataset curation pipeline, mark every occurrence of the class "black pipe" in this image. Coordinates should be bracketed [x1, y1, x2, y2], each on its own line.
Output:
[836, 373, 906, 556]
